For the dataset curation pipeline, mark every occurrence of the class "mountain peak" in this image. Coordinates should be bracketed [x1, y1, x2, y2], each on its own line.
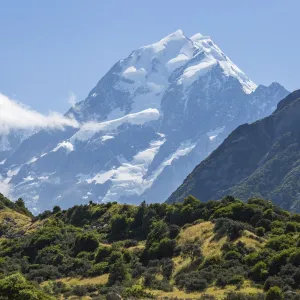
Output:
[190, 32, 205, 42]
[161, 29, 185, 41]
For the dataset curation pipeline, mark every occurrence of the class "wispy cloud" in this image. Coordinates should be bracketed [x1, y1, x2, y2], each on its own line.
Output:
[0, 175, 11, 197]
[0, 93, 79, 134]
[67, 91, 77, 108]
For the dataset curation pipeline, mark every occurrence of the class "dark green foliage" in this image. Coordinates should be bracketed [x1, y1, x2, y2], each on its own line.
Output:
[88, 262, 109, 276]
[256, 227, 265, 237]
[215, 265, 246, 288]
[250, 261, 268, 282]
[214, 218, 252, 240]
[266, 286, 283, 300]
[111, 214, 128, 237]
[0, 273, 53, 299]
[73, 233, 99, 253]
[264, 276, 285, 291]
[3, 194, 300, 298]
[108, 258, 129, 285]
[285, 222, 299, 233]
[265, 235, 295, 251]
[95, 245, 112, 263]
[124, 285, 154, 299]
[224, 292, 265, 300]
[181, 239, 203, 261]
[168, 224, 180, 239]
[176, 271, 208, 292]
[288, 250, 300, 266]
[161, 258, 174, 280]
[52, 206, 61, 214]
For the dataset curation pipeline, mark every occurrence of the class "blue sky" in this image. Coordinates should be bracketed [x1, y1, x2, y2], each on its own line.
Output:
[0, 0, 299, 113]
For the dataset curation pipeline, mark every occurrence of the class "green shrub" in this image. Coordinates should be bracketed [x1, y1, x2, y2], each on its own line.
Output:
[108, 258, 129, 285]
[250, 261, 268, 282]
[227, 275, 244, 285]
[95, 245, 112, 262]
[285, 222, 298, 233]
[124, 285, 154, 298]
[0, 273, 54, 300]
[224, 250, 241, 261]
[88, 262, 109, 276]
[265, 235, 294, 251]
[266, 286, 283, 300]
[256, 227, 265, 237]
[224, 292, 265, 300]
[289, 250, 300, 266]
[263, 276, 284, 291]
[73, 233, 99, 253]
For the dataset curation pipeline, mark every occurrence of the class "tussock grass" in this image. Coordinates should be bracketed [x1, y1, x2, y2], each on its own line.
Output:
[148, 280, 262, 299]
[43, 274, 109, 287]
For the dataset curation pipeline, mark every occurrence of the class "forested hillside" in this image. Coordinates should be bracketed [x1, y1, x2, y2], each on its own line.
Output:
[1, 193, 300, 299]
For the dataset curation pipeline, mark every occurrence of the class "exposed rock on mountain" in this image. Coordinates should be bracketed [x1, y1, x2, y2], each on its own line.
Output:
[168, 90, 300, 212]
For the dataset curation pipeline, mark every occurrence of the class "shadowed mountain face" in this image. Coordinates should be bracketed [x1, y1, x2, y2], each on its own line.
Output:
[0, 30, 289, 213]
[168, 90, 300, 211]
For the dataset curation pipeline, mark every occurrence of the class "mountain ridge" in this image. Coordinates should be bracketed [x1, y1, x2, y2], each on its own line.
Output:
[167, 89, 300, 211]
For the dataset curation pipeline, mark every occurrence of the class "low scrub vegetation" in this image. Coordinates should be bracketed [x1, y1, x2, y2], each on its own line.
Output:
[0, 193, 300, 299]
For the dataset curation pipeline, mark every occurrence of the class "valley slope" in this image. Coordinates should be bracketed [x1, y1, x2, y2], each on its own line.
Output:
[168, 90, 300, 211]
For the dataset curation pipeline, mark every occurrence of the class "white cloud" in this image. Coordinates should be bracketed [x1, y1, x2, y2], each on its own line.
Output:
[0, 93, 79, 134]
[67, 91, 77, 107]
[0, 176, 11, 198]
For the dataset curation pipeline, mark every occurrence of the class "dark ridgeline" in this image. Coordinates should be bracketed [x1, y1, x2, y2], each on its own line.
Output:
[168, 90, 300, 212]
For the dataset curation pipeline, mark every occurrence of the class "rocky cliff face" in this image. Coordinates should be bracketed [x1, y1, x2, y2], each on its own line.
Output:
[168, 90, 300, 212]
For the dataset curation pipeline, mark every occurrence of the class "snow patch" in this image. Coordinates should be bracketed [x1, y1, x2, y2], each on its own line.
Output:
[71, 108, 160, 142]
[23, 176, 34, 182]
[85, 138, 165, 201]
[27, 157, 38, 164]
[148, 141, 196, 181]
[101, 135, 114, 142]
[207, 126, 225, 140]
[51, 141, 74, 153]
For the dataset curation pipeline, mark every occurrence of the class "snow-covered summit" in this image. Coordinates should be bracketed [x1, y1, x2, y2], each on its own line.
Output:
[68, 30, 257, 122]
[121, 29, 256, 96]
[1, 30, 289, 212]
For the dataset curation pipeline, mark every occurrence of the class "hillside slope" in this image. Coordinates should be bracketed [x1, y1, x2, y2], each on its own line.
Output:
[0, 195, 300, 299]
[168, 90, 300, 211]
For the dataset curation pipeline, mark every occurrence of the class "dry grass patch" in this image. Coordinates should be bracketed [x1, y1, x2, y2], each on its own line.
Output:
[0, 207, 32, 235]
[236, 230, 265, 250]
[178, 221, 214, 244]
[178, 221, 226, 257]
[148, 280, 262, 299]
[67, 297, 92, 300]
[0, 208, 31, 226]
[173, 256, 191, 275]
[127, 241, 145, 252]
[47, 274, 109, 287]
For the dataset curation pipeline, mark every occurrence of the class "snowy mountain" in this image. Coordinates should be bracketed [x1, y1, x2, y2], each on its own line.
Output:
[0, 130, 34, 162]
[0, 30, 289, 213]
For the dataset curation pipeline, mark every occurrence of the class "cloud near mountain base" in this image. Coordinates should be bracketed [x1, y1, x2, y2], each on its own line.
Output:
[0, 93, 79, 134]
